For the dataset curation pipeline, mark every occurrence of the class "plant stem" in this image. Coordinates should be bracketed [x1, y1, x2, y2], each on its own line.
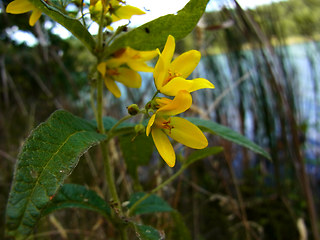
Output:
[90, 83, 98, 122]
[151, 90, 160, 100]
[96, 76, 105, 134]
[107, 115, 133, 138]
[101, 141, 121, 210]
[94, 4, 127, 238]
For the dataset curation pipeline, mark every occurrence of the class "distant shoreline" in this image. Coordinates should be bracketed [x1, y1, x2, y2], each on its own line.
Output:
[207, 34, 320, 55]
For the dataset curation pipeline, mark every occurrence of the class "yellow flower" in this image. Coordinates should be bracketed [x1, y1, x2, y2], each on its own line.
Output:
[89, 0, 144, 26]
[146, 90, 208, 167]
[6, 0, 42, 26]
[154, 35, 215, 96]
[108, 47, 158, 72]
[97, 47, 157, 98]
[109, 0, 145, 23]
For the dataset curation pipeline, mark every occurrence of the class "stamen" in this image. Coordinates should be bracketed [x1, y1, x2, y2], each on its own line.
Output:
[162, 119, 174, 134]
[163, 69, 181, 86]
[107, 68, 120, 76]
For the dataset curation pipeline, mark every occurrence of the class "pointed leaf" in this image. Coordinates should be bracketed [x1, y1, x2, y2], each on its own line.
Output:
[105, 0, 209, 55]
[28, 0, 95, 52]
[43, 184, 110, 218]
[185, 147, 224, 166]
[128, 192, 172, 216]
[5, 110, 106, 239]
[187, 118, 271, 160]
[134, 224, 162, 240]
[119, 133, 154, 177]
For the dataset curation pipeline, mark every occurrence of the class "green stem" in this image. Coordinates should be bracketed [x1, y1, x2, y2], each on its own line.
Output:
[101, 141, 121, 210]
[90, 84, 98, 121]
[107, 115, 133, 138]
[96, 76, 105, 134]
[151, 90, 160, 100]
[128, 164, 187, 216]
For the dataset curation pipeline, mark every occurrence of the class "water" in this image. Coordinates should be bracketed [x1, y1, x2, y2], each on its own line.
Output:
[199, 41, 320, 178]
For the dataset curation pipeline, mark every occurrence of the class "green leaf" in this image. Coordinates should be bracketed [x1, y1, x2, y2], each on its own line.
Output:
[105, 0, 209, 55]
[119, 133, 153, 177]
[185, 146, 224, 166]
[128, 192, 172, 216]
[5, 110, 106, 239]
[90, 117, 135, 137]
[43, 184, 110, 218]
[134, 224, 162, 240]
[187, 118, 271, 160]
[28, 0, 95, 52]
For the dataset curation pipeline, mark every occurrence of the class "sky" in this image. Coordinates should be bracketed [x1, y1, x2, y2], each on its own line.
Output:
[7, 0, 285, 46]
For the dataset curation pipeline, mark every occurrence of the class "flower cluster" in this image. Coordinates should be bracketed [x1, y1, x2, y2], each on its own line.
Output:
[6, 0, 144, 28]
[97, 47, 157, 98]
[146, 35, 215, 167]
[89, 0, 145, 29]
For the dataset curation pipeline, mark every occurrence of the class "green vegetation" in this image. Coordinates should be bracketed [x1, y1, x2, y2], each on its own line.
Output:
[201, 0, 320, 54]
[0, 0, 319, 239]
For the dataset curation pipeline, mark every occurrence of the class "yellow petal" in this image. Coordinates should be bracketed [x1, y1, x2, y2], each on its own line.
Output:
[6, 0, 34, 13]
[105, 58, 123, 68]
[155, 98, 172, 108]
[111, 14, 121, 23]
[160, 77, 214, 96]
[127, 61, 154, 72]
[125, 48, 158, 61]
[97, 62, 107, 76]
[167, 117, 208, 149]
[187, 78, 215, 92]
[151, 128, 176, 167]
[114, 5, 145, 20]
[136, 50, 158, 61]
[161, 35, 175, 69]
[153, 55, 168, 90]
[153, 35, 175, 89]
[114, 68, 141, 88]
[170, 50, 201, 78]
[29, 9, 42, 26]
[146, 114, 156, 136]
[157, 90, 192, 116]
[159, 77, 193, 96]
[104, 77, 121, 98]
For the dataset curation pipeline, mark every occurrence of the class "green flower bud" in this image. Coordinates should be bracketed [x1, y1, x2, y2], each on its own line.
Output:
[127, 104, 139, 115]
[145, 98, 160, 111]
[134, 124, 145, 134]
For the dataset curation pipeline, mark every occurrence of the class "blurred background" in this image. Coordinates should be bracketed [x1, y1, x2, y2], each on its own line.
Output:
[0, 0, 319, 239]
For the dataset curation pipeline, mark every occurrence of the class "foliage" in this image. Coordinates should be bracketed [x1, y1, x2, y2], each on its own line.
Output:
[1, 0, 318, 239]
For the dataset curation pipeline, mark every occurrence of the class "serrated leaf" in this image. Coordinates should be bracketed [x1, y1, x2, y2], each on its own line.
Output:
[28, 0, 95, 52]
[134, 224, 162, 240]
[185, 147, 223, 166]
[128, 192, 172, 216]
[187, 118, 271, 160]
[105, 0, 209, 55]
[5, 110, 106, 239]
[43, 184, 110, 218]
[119, 133, 153, 177]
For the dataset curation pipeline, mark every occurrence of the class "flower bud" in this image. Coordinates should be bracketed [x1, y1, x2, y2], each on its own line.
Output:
[127, 104, 139, 115]
[134, 124, 145, 134]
